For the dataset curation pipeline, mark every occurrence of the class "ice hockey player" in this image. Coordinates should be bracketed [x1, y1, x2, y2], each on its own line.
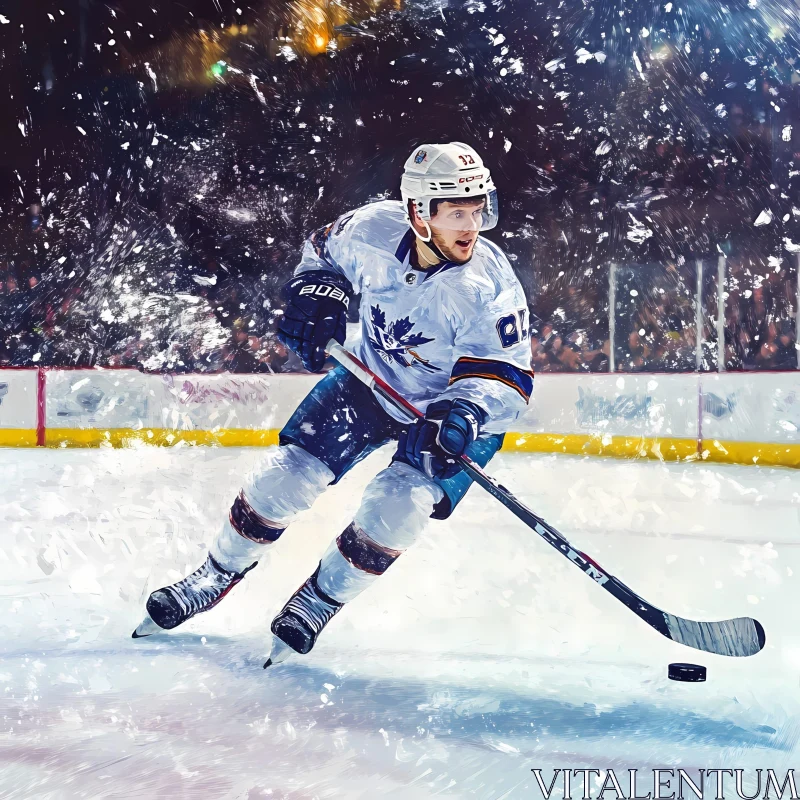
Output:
[134, 142, 535, 666]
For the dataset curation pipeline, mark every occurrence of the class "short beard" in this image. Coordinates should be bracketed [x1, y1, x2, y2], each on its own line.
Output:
[431, 231, 473, 265]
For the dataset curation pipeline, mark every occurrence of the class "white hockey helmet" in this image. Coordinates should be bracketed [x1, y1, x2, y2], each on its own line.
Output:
[400, 142, 499, 237]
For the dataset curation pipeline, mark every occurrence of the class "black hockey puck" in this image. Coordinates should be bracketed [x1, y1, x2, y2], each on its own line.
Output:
[668, 663, 707, 682]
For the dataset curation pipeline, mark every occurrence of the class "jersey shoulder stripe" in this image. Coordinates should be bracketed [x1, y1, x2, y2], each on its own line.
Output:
[309, 222, 339, 271]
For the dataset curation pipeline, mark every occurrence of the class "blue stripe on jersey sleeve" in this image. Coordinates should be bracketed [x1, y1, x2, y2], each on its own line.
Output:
[449, 357, 534, 402]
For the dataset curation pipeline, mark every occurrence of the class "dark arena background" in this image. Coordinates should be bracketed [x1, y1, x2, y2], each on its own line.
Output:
[2, 0, 799, 374]
[1, 1, 800, 798]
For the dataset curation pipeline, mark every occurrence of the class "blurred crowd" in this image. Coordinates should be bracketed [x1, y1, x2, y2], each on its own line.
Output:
[0, 229, 298, 373]
[2, 233, 797, 373]
[530, 256, 797, 373]
[724, 259, 798, 370]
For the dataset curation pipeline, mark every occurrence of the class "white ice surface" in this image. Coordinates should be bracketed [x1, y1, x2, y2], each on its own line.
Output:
[1, 446, 799, 798]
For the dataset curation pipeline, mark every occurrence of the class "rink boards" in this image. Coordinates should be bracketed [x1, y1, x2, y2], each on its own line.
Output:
[0, 368, 797, 467]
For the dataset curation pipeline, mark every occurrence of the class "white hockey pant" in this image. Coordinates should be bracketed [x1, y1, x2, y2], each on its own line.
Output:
[209, 444, 444, 603]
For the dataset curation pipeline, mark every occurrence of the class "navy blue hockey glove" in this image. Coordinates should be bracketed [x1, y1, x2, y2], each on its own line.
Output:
[396, 398, 487, 480]
[276, 271, 353, 373]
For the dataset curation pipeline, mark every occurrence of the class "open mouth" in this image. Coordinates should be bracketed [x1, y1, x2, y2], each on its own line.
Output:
[455, 238, 473, 248]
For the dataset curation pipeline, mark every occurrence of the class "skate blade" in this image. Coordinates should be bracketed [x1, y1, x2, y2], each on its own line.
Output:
[132, 615, 163, 639]
[263, 635, 295, 669]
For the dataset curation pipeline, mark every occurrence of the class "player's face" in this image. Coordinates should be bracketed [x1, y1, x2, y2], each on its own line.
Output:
[428, 200, 485, 264]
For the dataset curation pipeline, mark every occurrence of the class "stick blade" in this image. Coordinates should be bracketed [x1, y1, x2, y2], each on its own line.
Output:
[664, 614, 766, 658]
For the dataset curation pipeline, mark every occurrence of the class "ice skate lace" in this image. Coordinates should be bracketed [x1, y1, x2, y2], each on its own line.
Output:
[285, 581, 339, 634]
[169, 558, 235, 616]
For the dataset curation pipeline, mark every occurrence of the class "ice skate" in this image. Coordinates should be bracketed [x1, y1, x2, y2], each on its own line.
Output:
[132, 554, 256, 638]
[263, 567, 343, 667]
[263, 634, 296, 668]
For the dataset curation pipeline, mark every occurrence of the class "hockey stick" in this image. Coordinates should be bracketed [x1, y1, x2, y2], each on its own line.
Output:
[326, 340, 766, 659]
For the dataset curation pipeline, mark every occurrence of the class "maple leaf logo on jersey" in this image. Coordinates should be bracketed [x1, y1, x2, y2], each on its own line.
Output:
[368, 305, 441, 373]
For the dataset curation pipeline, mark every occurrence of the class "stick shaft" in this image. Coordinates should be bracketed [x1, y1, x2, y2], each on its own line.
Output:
[325, 339, 765, 658]
[327, 341, 419, 422]
[328, 340, 615, 580]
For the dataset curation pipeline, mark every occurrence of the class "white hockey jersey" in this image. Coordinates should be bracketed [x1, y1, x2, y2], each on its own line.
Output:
[295, 200, 533, 433]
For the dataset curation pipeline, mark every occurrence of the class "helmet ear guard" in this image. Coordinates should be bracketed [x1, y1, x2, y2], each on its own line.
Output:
[405, 199, 432, 243]
[411, 213, 433, 243]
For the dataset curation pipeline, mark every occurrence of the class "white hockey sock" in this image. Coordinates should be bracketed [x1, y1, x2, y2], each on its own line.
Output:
[210, 443, 334, 573]
[316, 462, 443, 603]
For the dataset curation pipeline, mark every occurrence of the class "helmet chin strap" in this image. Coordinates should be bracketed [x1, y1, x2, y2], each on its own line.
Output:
[411, 221, 447, 266]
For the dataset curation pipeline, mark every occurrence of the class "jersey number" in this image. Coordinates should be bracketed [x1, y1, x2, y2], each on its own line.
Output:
[458, 154, 476, 166]
[496, 309, 529, 348]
